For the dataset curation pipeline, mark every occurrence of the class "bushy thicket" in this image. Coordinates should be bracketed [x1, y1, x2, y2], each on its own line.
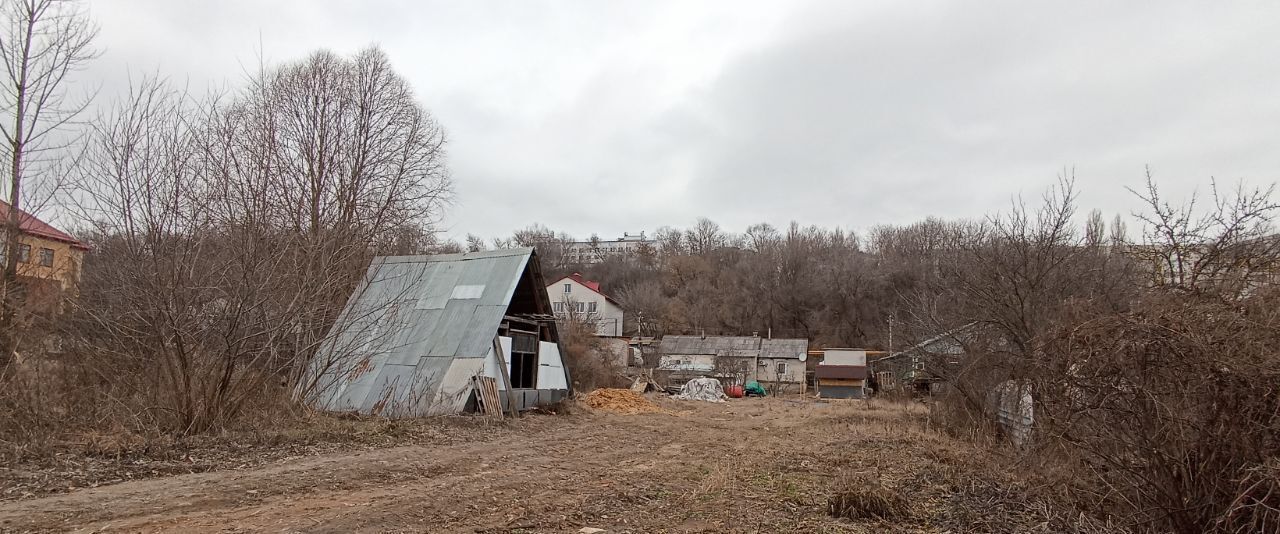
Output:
[490, 176, 1280, 532]
[1, 46, 452, 440]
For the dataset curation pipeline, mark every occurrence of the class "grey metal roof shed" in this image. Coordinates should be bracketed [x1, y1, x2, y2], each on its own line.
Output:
[299, 247, 564, 417]
[660, 335, 809, 360]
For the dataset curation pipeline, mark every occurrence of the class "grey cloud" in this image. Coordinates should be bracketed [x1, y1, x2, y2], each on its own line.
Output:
[669, 1, 1280, 234]
[80, 1, 1280, 241]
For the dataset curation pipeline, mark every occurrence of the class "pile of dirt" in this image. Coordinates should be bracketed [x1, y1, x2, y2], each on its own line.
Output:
[583, 388, 664, 414]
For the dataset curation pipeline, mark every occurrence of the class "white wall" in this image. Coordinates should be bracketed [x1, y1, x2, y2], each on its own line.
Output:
[536, 341, 568, 390]
[751, 357, 806, 384]
[823, 349, 867, 366]
[547, 277, 625, 337]
[482, 336, 513, 390]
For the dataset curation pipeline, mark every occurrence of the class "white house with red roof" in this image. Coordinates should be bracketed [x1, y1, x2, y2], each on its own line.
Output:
[545, 273, 625, 337]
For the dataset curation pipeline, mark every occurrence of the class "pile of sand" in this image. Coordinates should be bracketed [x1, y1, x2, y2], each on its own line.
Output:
[583, 388, 664, 415]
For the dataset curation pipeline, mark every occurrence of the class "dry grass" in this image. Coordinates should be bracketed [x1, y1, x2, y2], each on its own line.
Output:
[0, 393, 1126, 532]
[0, 409, 532, 501]
[828, 483, 910, 520]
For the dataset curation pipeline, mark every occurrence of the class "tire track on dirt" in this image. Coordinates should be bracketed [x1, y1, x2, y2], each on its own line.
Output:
[0, 413, 683, 533]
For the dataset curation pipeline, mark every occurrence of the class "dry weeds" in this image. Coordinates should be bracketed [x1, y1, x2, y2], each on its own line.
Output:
[0, 396, 1111, 532]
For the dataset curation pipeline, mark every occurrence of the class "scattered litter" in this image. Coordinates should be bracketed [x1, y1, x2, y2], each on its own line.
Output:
[629, 375, 660, 393]
[672, 378, 727, 402]
[584, 389, 663, 414]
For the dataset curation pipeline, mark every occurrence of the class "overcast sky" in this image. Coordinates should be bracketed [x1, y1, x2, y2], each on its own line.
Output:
[85, 0, 1280, 242]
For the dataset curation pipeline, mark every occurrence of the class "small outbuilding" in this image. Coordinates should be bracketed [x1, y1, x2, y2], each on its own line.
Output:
[299, 248, 569, 417]
[816, 348, 869, 399]
[870, 323, 973, 395]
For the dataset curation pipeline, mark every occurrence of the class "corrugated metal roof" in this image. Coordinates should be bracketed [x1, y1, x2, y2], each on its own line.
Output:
[761, 338, 808, 360]
[876, 322, 977, 363]
[301, 248, 536, 416]
[660, 335, 808, 359]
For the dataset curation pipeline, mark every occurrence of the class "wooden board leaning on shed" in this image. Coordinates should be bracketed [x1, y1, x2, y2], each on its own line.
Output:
[473, 376, 504, 417]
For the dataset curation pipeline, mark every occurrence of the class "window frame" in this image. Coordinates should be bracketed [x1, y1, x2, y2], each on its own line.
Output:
[16, 244, 31, 263]
[38, 247, 54, 267]
[563, 283, 571, 293]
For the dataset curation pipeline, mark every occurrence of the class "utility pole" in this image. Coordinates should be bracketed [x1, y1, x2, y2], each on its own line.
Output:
[887, 313, 895, 351]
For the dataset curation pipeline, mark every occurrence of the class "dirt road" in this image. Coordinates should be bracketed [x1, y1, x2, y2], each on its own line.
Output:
[0, 397, 1042, 533]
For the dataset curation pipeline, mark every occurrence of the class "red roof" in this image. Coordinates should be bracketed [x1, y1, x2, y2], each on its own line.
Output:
[0, 202, 89, 250]
[550, 272, 619, 304]
[571, 273, 601, 292]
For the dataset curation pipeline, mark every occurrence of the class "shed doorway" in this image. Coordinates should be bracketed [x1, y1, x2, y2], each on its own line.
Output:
[509, 332, 538, 389]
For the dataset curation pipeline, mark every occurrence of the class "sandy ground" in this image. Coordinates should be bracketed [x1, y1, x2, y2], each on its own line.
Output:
[0, 397, 1042, 533]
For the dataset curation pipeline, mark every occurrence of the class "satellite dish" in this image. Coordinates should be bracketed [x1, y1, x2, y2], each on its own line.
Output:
[798, 353, 807, 362]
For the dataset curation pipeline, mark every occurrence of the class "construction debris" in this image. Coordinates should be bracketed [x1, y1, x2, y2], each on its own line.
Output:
[672, 377, 727, 402]
[583, 389, 663, 414]
[629, 374, 661, 393]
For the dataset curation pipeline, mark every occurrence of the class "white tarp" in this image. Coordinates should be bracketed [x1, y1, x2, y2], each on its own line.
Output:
[673, 377, 727, 402]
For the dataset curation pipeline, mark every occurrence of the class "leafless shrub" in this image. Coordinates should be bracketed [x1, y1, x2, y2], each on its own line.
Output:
[1219, 458, 1280, 533]
[827, 480, 910, 520]
[1, 45, 451, 439]
[556, 313, 619, 391]
[1129, 169, 1280, 298]
[887, 174, 1279, 532]
[1031, 294, 1279, 533]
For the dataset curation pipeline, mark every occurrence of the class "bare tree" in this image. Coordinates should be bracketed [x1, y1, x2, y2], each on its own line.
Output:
[1129, 170, 1279, 297]
[1109, 213, 1127, 248]
[49, 46, 452, 435]
[1084, 208, 1106, 248]
[465, 233, 486, 252]
[684, 217, 726, 255]
[0, 0, 97, 371]
[497, 224, 575, 272]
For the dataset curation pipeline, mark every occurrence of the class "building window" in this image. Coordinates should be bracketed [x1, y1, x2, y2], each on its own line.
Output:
[588, 301, 597, 313]
[553, 302, 564, 312]
[575, 302, 585, 313]
[563, 283, 571, 293]
[16, 244, 30, 263]
[776, 362, 788, 376]
[38, 248, 53, 267]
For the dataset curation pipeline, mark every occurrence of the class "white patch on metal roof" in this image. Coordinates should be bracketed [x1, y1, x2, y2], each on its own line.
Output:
[450, 284, 485, 299]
